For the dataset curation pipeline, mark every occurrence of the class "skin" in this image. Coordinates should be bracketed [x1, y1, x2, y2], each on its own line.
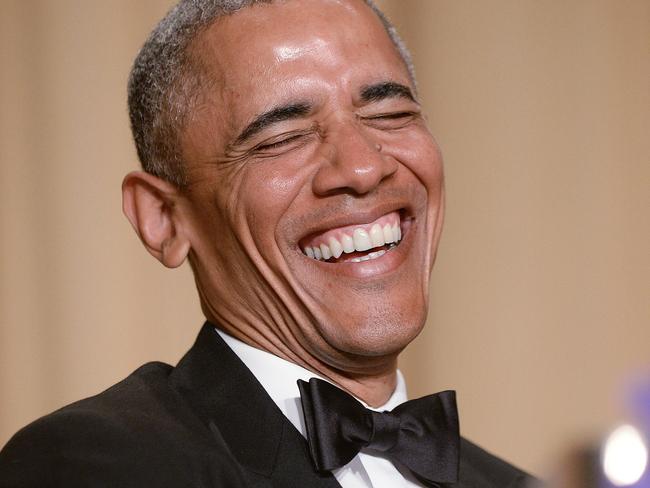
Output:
[123, 0, 444, 407]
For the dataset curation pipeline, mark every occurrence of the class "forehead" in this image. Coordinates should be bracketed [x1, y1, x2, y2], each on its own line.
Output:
[188, 0, 411, 132]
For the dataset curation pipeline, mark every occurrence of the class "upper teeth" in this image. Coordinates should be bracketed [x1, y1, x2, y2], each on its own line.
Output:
[302, 219, 402, 262]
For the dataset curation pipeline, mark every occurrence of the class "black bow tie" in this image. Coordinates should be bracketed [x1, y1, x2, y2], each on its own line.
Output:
[297, 378, 460, 487]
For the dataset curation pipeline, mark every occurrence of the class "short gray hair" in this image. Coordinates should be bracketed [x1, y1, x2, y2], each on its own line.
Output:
[127, 0, 415, 187]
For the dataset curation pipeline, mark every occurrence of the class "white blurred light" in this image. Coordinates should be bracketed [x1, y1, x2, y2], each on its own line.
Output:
[602, 424, 648, 486]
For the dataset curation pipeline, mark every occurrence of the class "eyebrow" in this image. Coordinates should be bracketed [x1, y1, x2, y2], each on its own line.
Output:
[233, 102, 312, 146]
[359, 81, 417, 104]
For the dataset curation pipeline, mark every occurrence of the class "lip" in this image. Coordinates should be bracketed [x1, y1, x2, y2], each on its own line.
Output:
[300, 214, 417, 279]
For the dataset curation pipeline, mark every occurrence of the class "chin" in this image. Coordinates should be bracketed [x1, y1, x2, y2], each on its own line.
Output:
[313, 296, 429, 360]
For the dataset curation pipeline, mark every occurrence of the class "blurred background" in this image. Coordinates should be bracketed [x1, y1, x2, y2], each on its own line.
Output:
[0, 0, 648, 478]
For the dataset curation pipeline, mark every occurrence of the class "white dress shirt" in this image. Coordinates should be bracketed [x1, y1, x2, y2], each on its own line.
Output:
[216, 329, 425, 488]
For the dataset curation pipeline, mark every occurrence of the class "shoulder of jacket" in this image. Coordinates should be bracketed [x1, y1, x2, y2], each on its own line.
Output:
[0, 361, 248, 487]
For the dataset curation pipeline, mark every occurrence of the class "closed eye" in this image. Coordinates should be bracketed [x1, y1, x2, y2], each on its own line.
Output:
[252, 128, 316, 155]
[361, 111, 420, 130]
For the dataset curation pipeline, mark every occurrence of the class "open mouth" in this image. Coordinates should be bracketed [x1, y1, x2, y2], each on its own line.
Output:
[299, 210, 405, 264]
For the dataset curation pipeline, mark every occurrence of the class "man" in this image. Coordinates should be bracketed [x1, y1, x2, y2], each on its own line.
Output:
[0, 1, 533, 486]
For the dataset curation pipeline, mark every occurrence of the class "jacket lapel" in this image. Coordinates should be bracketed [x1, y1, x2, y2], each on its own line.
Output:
[168, 323, 341, 487]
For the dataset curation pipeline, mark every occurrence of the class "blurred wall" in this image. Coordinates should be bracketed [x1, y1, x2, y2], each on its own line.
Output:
[1, 0, 648, 476]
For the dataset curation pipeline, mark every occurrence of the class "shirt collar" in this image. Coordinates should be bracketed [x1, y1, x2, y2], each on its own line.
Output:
[215, 328, 410, 438]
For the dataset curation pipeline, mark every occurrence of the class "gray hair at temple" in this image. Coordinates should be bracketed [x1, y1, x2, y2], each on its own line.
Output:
[127, 0, 416, 187]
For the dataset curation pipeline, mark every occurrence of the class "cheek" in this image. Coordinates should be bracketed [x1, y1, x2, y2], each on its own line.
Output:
[236, 161, 309, 244]
[386, 131, 444, 194]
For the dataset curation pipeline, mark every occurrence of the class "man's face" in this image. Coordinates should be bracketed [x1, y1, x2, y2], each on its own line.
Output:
[180, 0, 444, 369]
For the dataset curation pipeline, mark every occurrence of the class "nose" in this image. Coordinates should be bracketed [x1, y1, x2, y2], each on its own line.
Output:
[311, 122, 398, 196]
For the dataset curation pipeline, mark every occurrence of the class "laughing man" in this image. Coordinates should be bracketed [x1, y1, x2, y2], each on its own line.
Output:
[0, 1, 533, 487]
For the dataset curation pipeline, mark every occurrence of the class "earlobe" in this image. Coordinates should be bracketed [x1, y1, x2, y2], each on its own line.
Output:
[122, 171, 191, 268]
[160, 234, 191, 269]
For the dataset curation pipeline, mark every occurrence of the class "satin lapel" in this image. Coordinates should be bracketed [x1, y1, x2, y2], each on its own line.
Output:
[168, 323, 282, 476]
[168, 323, 341, 487]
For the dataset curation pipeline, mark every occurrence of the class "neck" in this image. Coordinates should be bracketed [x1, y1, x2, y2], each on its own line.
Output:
[325, 366, 398, 407]
[213, 318, 399, 408]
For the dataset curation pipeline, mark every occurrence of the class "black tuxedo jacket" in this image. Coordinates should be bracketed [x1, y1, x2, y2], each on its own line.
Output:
[0, 323, 533, 487]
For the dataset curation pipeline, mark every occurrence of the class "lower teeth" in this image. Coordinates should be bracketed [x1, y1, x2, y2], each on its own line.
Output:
[349, 250, 385, 263]
[348, 243, 396, 263]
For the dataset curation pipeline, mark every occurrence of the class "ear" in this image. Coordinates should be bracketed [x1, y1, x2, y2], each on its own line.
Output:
[122, 171, 191, 268]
